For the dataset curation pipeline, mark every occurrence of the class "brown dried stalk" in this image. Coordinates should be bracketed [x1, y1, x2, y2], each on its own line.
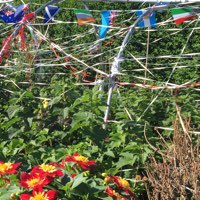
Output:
[146, 115, 200, 200]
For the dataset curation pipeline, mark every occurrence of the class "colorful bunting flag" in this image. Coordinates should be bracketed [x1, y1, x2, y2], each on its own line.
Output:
[44, 5, 60, 24]
[171, 7, 196, 25]
[100, 10, 117, 39]
[0, 10, 17, 23]
[135, 10, 156, 28]
[0, 4, 29, 24]
[74, 9, 95, 26]
[156, 2, 170, 12]
[100, 11, 110, 39]
[14, 4, 30, 20]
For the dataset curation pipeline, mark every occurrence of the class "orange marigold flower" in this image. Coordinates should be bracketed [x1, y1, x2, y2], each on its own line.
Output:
[20, 171, 53, 189]
[20, 186, 57, 200]
[63, 153, 96, 170]
[32, 163, 63, 177]
[0, 161, 21, 175]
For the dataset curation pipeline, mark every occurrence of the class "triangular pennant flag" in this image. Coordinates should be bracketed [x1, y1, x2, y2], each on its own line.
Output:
[14, 4, 30, 20]
[100, 10, 117, 39]
[171, 7, 196, 25]
[100, 11, 110, 39]
[44, 5, 60, 24]
[135, 10, 156, 28]
[74, 9, 95, 26]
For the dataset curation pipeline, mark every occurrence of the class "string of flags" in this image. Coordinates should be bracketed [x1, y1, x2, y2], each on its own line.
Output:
[73, 7, 198, 38]
[0, 4, 198, 29]
[0, 2, 199, 63]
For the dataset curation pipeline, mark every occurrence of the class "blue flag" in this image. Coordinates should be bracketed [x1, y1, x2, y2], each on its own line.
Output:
[100, 11, 117, 39]
[100, 11, 110, 39]
[0, 10, 17, 23]
[0, 4, 29, 24]
[135, 10, 156, 28]
[44, 5, 60, 24]
[14, 4, 29, 20]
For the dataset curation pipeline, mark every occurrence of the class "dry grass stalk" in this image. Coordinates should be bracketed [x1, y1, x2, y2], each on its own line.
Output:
[146, 116, 200, 200]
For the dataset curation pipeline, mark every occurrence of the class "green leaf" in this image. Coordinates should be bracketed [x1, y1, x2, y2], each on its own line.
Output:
[49, 96, 62, 106]
[104, 150, 115, 158]
[100, 197, 113, 200]
[115, 152, 135, 168]
[4, 117, 20, 130]
[7, 105, 21, 119]
[27, 117, 33, 127]
[63, 107, 69, 119]
[0, 185, 22, 200]
[71, 174, 87, 189]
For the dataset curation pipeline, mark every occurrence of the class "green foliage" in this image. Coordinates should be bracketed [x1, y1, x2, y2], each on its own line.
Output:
[0, 0, 199, 199]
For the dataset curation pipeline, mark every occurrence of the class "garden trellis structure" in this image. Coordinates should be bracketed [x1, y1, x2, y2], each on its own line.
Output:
[82, 0, 200, 126]
[0, 0, 200, 128]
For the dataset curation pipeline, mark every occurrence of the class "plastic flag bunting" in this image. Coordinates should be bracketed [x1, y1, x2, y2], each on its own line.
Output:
[0, 4, 29, 24]
[135, 10, 156, 28]
[100, 10, 117, 39]
[0, 10, 35, 62]
[171, 7, 196, 25]
[44, 5, 60, 24]
[74, 9, 95, 26]
[100, 11, 110, 39]
[0, 10, 17, 23]
[156, 2, 170, 12]
[14, 4, 30, 20]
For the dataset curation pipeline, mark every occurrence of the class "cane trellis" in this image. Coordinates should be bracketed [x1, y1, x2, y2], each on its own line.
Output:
[0, 0, 200, 133]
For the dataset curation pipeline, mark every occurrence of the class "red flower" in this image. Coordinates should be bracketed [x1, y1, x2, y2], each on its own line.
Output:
[105, 187, 128, 200]
[105, 186, 117, 197]
[111, 176, 131, 190]
[0, 161, 21, 175]
[20, 171, 53, 189]
[32, 163, 63, 177]
[104, 176, 135, 200]
[20, 186, 57, 200]
[63, 153, 96, 170]
[71, 173, 76, 179]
